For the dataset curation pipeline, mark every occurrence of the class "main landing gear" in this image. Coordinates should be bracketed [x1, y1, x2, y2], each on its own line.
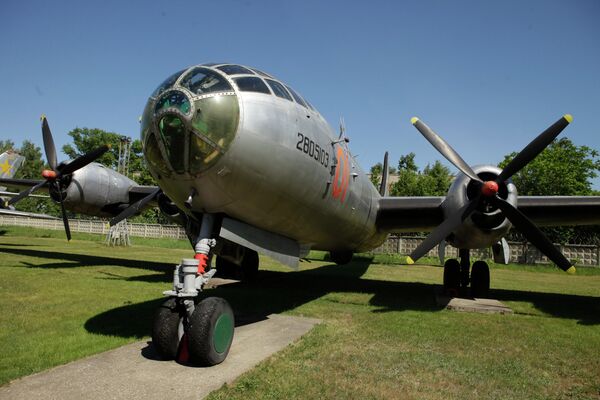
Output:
[152, 214, 235, 366]
[443, 249, 490, 298]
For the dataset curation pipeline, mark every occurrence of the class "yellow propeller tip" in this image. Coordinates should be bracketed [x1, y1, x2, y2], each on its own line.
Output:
[566, 265, 576, 274]
[410, 117, 419, 125]
[563, 114, 573, 123]
[40, 114, 46, 121]
[406, 256, 415, 265]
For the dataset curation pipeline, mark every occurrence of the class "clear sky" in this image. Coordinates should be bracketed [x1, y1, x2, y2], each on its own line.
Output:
[1, 0, 599, 188]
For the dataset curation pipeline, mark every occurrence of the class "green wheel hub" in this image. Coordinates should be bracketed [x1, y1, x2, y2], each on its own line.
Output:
[213, 313, 234, 354]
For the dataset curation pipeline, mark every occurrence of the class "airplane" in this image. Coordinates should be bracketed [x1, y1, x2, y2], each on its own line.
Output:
[1, 62, 600, 367]
[0, 150, 56, 220]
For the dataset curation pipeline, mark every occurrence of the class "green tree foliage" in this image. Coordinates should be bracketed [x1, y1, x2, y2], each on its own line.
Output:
[369, 162, 397, 188]
[389, 153, 452, 196]
[0, 140, 16, 153]
[499, 137, 600, 196]
[62, 127, 155, 185]
[499, 138, 600, 244]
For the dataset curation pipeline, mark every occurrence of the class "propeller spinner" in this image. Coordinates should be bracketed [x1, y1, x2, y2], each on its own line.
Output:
[8, 116, 110, 240]
[406, 115, 576, 274]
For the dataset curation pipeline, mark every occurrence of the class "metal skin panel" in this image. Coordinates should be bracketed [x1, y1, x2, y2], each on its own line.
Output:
[442, 165, 517, 249]
[143, 64, 386, 253]
[63, 163, 137, 216]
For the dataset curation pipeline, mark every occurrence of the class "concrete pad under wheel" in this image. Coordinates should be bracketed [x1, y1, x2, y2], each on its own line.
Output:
[435, 288, 514, 314]
[0, 314, 321, 400]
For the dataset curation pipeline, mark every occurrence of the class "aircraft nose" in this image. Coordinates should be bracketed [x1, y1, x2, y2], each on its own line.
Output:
[141, 89, 240, 176]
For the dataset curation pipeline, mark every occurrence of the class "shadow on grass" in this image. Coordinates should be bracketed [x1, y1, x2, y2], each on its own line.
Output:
[0, 245, 173, 273]
[84, 256, 600, 339]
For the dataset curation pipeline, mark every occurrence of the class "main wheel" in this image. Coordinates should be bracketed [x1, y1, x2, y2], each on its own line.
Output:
[216, 256, 236, 279]
[241, 249, 259, 281]
[330, 250, 353, 265]
[152, 298, 183, 360]
[188, 297, 235, 366]
[443, 259, 460, 297]
[470, 261, 490, 298]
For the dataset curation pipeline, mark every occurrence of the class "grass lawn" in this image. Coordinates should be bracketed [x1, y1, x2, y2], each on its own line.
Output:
[0, 226, 599, 399]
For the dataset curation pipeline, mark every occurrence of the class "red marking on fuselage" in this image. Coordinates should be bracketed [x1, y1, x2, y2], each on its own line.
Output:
[332, 146, 350, 203]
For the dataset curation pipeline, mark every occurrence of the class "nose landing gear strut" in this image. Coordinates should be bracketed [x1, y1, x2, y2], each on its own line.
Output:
[151, 214, 235, 366]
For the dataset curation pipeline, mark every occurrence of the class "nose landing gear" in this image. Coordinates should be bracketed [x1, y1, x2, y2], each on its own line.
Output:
[443, 249, 490, 298]
[151, 214, 235, 366]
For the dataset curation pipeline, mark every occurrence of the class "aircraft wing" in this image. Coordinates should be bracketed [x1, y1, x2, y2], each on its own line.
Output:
[375, 195, 600, 233]
[0, 178, 48, 194]
[0, 208, 58, 220]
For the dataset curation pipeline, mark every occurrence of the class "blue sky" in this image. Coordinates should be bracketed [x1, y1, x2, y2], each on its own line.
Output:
[1, 0, 599, 188]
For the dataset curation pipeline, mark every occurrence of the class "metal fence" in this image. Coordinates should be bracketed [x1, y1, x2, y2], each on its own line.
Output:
[1, 215, 598, 266]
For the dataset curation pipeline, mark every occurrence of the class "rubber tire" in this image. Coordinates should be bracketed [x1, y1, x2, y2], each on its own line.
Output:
[152, 298, 183, 360]
[443, 259, 461, 297]
[470, 261, 490, 298]
[330, 251, 353, 265]
[241, 249, 259, 281]
[188, 297, 235, 366]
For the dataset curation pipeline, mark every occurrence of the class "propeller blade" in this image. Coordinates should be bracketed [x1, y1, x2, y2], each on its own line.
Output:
[41, 115, 58, 171]
[411, 117, 482, 183]
[55, 182, 71, 241]
[59, 145, 110, 176]
[407, 197, 480, 264]
[7, 180, 48, 206]
[109, 188, 161, 226]
[489, 196, 574, 273]
[497, 115, 572, 183]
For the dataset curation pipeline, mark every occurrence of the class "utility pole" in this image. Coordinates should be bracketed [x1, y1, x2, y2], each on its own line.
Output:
[106, 137, 132, 246]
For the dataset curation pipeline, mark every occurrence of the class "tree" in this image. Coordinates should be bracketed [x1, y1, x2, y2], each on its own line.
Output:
[499, 137, 600, 196]
[62, 127, 155, 185]
[499, 137, 600, 244]
[389, 154, 452, 196]
[0, 139, 15, 153]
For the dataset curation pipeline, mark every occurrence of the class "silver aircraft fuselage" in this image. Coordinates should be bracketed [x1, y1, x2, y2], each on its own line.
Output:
[141, 64, 387, 252]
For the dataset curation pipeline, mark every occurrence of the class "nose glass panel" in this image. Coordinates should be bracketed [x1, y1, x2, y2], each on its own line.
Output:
[189, 95, 239, 172]
[158, 114, 186, 173]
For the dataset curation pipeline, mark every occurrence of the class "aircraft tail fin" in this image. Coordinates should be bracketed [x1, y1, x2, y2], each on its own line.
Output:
[0, 151, 25, 179]
[379, 151, 389, 196]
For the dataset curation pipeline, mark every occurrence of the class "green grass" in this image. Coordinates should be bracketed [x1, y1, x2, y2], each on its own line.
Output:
[0, 227, 599, 399]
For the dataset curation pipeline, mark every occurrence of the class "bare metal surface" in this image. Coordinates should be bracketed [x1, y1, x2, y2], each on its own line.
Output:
[0, 314, 321, 400]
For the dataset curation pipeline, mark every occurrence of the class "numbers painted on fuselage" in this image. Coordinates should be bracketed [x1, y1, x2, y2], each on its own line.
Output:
[296, 133, 329, 168]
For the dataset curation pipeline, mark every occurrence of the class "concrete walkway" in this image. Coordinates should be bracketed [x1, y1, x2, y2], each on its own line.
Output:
[0, 314, 321, 400]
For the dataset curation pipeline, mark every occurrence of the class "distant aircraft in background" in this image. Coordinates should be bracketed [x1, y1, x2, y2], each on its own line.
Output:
[0, 151, 54, 219]
[1, 63, 599, 368]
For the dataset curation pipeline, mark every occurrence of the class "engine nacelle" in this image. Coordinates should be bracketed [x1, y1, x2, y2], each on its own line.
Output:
[55, 162, 138, 217]
[443, 165, 517, 249]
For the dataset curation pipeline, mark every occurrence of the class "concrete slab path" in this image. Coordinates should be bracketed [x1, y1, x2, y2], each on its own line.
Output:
[0, 314, 321, 400]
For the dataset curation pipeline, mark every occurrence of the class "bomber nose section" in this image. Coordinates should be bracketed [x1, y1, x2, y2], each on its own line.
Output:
[141, 66, 240, 177]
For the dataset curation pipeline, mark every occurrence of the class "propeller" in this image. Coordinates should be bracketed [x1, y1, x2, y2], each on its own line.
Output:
[406, 115, 576, 274]
[9, 115, 110, 240]
[109, 187, 162, 226]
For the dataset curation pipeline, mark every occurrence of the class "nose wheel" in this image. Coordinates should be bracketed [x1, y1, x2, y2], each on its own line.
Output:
[443, 250, 490, 298]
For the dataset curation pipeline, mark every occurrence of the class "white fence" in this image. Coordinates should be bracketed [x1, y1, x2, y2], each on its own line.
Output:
[1, 215, 598, 266]
[0, 215, 187, 240]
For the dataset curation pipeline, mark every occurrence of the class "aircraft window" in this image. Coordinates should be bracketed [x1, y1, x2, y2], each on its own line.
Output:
[285, 85, 307, 108]
[154, 90, 191, 115]
[265, 79, 292, 101]
[250, 68, 273, 78]
[217, 65, 255, 75]
[151, 69, 185, 97]
[180, 67, 233, 95]
[234, 77, 271, 94]
[158, 114, 186, 174]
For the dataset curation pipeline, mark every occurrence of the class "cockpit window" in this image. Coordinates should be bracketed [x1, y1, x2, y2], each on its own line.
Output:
[265, 79, 292, 101]
[285, 85, 308, 108]
[217, 65, 255, 75]
[250, 68, 273, 78]
[180, 67, 233, 95]
[151, 69, 185, 97]
[234, 77, 271, 94]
